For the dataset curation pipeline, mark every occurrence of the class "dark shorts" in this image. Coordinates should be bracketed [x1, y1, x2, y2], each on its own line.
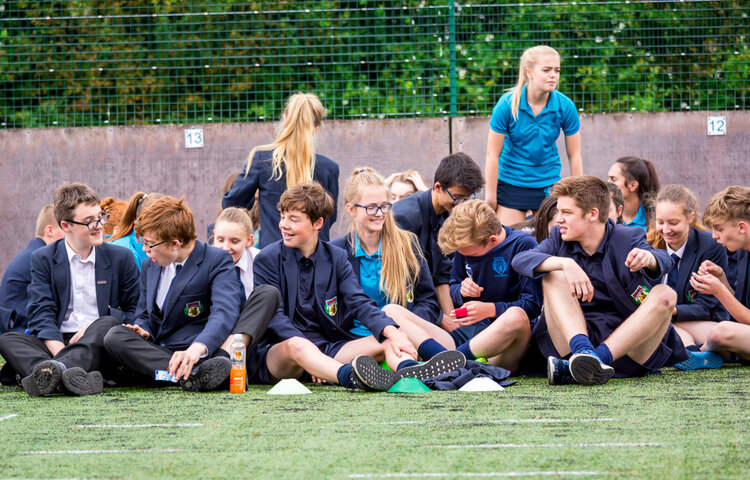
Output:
[449, 319, 491, 346]
[497, 180, 552, 211]
[532, 312, 688, 378]
[247, 336, 349, 385]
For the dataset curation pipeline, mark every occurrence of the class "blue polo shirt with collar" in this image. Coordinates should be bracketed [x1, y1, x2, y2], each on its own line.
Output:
[490, 86, 580, 189]
[623, 203, 648, 230]
[349, 235, 386, 337]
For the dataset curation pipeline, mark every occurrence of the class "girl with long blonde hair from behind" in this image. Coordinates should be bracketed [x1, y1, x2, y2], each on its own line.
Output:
[330, 168, 443, 337]
[222, 92, 340, 248]
[485, 45, 582, 227]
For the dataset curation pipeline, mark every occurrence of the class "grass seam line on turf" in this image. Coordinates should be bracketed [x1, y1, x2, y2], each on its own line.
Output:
[20, 449, 182, 455]
[378, 417, 617, 425]
[427, 442, 660, 448]
[348, 472, 611, 478]
[72, 423, 203, 429]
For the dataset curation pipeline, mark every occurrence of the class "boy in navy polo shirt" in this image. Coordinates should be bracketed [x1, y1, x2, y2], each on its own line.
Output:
[393, 153, 483, 330]
[690, 186, 750, 360]
[511, 176, 688, 385]
[427, 200, 542, 372]
[251, 182, 465, 391]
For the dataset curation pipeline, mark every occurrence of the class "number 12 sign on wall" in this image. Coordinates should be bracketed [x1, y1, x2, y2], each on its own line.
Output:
[707, 116, 727, 136]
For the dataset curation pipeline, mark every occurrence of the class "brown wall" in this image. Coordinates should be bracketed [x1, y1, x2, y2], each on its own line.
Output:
[0, 111, 747, 275]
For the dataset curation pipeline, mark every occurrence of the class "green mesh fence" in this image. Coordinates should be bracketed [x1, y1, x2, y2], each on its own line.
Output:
[1, 0, 748, 128]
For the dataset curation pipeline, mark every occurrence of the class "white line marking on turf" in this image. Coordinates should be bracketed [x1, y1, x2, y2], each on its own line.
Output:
[428, 442, 660, 449]
[349, 472, 609, 478]
[379, 418, 616, 425]
[0, 414, 18, 423]
[20, 449, 181, 455]
[72, 423, 203, 429]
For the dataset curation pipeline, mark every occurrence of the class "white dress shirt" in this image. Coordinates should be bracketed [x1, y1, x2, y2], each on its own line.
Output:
[61, 241, 99, 333]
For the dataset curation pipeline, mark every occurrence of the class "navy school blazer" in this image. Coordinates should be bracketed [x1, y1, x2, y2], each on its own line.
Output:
[253, 239, 398, 343]
[26, 240, 140, 342]
[669, 228, 729, 322]
[329, 234, 442, 325]
[392, 190, 453, 286]
[221, 150, 340, 248]
[0, 237, 46, 333]
[134, 241, 242, 355]
[512, 220, 673, 319]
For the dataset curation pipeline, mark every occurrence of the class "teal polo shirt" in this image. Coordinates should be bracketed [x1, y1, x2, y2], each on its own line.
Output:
[623, 203, 648, 230]
[490, 86, 580, 188]
[349, 236, 386, 337]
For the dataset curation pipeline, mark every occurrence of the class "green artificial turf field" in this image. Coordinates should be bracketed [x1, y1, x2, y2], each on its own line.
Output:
[1, 364, 748, 479]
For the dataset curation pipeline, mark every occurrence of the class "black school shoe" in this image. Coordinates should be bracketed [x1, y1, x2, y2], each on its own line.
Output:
[397, 350, 466, 381]
[351, 355, 399, 392]
[61, 367, 104, 396]
[180, 357, 232, 392]
[21, 360, 65, 397]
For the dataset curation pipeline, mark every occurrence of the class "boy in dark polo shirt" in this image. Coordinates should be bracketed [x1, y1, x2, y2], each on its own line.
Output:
[511, 176, 688, 385]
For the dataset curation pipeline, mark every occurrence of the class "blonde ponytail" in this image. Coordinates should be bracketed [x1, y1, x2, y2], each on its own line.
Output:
[244, 92, 327, 189]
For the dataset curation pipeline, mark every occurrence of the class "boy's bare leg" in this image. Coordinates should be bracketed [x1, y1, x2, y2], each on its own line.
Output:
[602, 285, 675, 364]
[266, 337, 342, 383]
[469, 306, 531, 372]
[541, 270, 588, 357]
[333, 336, 386, 364]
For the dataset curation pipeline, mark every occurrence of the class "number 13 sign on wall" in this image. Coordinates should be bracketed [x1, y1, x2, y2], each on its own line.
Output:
[184, 128, 205, 148]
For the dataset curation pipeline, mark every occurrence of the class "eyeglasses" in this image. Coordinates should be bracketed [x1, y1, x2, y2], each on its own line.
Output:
[354, 202, 393, 216]
[140, 238, 167, 250]
[444, 188, 476, 206]
[66, 212, 110, 231]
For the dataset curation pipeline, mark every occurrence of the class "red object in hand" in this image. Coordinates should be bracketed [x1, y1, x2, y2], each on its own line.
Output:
[454, 307, 468, 318]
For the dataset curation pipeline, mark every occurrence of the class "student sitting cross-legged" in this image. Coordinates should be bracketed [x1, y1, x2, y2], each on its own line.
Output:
[0, 183, 140, 396]
[511, 175, 689, 386]
[250, 182, 465, 392]
[646, 185, 727, 370]
[103, 197, 278, 392]
[689, 186, 750, 361]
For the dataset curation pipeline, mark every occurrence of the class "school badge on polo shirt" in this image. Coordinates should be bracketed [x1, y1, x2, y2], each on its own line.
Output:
[686, 289, 697, 303]
[324, 296, 337, 316]
[630, 285, 650, 305]
[406, 283, 414, 303]
[184, 301, 204, 317]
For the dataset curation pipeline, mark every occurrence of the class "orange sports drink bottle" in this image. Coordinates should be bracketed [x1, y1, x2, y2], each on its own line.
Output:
[229, 334, 246, 394]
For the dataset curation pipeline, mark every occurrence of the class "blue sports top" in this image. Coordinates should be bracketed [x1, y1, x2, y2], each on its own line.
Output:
[623, 203, 648, 231]
[350, 236, 386, 336]
[109, 230, 148, 270]
[489, 86, 580, 188]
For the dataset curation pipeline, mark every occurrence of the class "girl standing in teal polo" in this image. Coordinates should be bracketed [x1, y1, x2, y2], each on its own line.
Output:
[485, 45, 582, 226]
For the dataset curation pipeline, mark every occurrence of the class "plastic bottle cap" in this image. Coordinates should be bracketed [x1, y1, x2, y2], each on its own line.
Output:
[234, 333, 243, 341]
